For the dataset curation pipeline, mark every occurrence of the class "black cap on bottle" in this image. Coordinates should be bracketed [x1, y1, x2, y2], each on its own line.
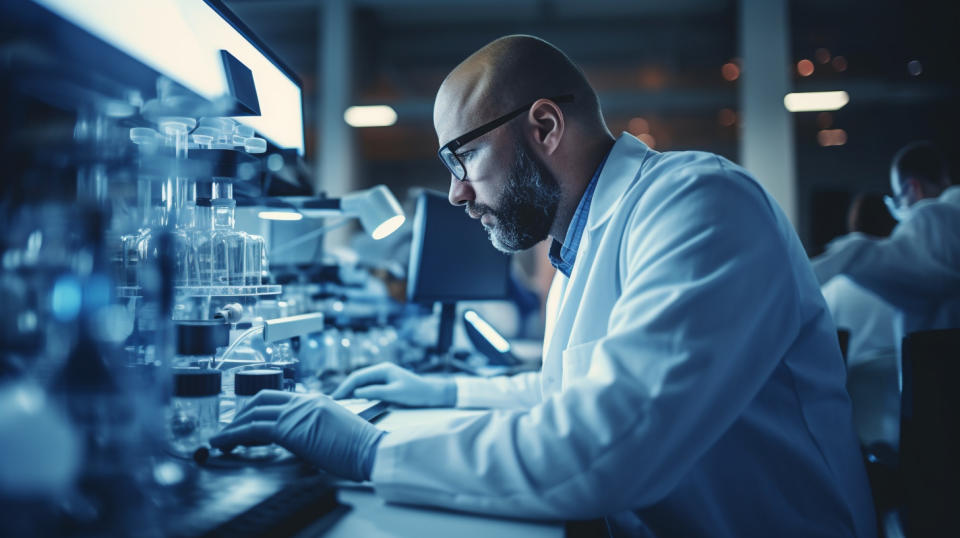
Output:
[173, 368, 222, 397]
[176, 321, 229, 356]
[234, 369, 283, 396]
[196, 180, 213, 203]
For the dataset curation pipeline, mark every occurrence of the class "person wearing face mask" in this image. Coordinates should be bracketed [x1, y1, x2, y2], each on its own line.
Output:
[812, 141, 960, 349]
[212, 35, 876, 537]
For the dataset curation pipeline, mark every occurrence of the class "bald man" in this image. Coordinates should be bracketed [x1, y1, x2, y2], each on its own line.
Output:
[214, 36, 876, 537]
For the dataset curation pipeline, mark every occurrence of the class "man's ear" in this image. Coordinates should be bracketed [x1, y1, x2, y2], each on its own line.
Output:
[524, 99, 565, 156]
[905, 177, 924, 202]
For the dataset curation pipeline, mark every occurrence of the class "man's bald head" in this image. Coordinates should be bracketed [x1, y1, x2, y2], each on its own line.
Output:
[436, 36, 615, 253]
[434, 35, 604, 143]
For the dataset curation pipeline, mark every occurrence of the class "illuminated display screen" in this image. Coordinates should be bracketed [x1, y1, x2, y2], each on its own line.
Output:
[34, 0, 305, 155]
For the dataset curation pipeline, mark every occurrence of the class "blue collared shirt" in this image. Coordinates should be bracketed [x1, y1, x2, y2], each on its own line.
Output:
[548, 154, 609, 277]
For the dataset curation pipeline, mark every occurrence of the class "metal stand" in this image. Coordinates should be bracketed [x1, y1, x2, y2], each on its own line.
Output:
[415, 302, 477, 374]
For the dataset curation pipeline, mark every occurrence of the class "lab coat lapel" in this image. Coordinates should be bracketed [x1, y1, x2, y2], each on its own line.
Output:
[541, 133, 652, 397]
[587, 133, 650, 232]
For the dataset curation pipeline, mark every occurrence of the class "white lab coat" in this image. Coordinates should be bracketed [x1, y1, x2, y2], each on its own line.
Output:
[372, 134, 876, 537]
[820, 275, 898, 367]
[812, 186, 960, 341]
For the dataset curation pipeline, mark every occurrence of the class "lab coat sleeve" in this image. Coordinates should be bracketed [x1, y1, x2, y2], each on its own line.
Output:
[371, 167, 804, 519]
[455, 372, 542, 409]
[811, 208, 957, 311]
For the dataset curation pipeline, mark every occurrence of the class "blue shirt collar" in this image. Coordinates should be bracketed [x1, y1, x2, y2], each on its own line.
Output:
[548, 152, 609, 277]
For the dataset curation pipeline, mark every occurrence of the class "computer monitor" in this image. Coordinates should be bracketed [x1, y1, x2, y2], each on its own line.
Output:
[407, 189, 510, 357]
[407, 190, 510, 303]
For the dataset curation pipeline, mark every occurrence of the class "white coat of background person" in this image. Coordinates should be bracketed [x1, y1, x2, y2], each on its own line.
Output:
[212, 36, 876, 538]
[812, 141, 960, 351]
[820, 193, 899, 367]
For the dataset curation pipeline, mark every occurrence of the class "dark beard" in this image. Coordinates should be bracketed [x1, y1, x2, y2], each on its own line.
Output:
[467, 141, 562, 253]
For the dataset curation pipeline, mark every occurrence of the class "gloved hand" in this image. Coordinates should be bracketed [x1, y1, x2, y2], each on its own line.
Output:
[331, 363, 457, 408]
[210, 390, 385, 481]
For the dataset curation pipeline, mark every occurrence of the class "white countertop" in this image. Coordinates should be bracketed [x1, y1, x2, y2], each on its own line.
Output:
[321, 408, 564, 538]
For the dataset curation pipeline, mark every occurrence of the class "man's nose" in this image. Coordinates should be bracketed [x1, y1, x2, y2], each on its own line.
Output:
[448, 176, 474, 206]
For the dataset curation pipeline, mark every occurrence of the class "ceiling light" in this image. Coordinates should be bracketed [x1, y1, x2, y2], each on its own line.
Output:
[344, 105, 397, 127]
[783, 91, 849, 112]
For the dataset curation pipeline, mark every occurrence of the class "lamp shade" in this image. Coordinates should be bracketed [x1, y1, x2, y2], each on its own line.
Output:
[340, 185, 405, 239]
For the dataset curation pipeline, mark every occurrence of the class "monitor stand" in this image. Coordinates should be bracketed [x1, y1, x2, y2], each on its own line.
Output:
[416, 302, 476, 374]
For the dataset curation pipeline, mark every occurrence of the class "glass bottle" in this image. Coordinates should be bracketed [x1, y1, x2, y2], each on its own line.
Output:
[243, 233, 264, 286]
[157, 117, 196, 287]
[267, 340, 298, 391]
[167, 368, 221, 456]
[191, 197, 214, 287]
[123, 127, 162, 288]
[211, 198, 244, 286]
[232, 369, 285, 459]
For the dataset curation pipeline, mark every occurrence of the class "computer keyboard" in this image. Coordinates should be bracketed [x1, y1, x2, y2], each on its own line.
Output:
[334, 398, 390, 422]
[196, 475, 344, 538]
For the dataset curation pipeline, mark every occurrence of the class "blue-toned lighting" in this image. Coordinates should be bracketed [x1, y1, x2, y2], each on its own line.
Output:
[51, 276, 83, 322]
[464, 310, 510, 353]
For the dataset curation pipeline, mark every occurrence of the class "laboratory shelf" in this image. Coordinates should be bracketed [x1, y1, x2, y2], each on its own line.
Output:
[117, 285, 282, 298]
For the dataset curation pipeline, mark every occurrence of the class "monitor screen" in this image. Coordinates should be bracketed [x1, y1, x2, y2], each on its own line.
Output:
[407, 190, 511, 304]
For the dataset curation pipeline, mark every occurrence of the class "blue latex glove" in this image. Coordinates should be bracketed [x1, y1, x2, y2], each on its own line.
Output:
[332, 363, 457, 407]
[210, 391, 385, 481]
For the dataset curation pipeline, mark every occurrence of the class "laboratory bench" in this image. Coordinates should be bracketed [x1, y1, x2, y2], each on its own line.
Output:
[175, 407, 563, 538]
[325, 407, 562, 538]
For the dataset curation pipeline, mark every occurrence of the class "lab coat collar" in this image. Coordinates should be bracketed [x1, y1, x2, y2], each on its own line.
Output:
[587, 132, 653, 231]
[941, 185, 960, 205]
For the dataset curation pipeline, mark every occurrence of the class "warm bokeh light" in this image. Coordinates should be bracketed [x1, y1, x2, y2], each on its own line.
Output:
[637, 133, 656, 149]
[721, 62, 740, 82]
[627, 117, 650, 135]
[817, 129, 848, 147]
[797, 59, 815, 77]
[637, 67, 667, 90]
[717, 108, 737, 127]
[832, 56, 848, 72]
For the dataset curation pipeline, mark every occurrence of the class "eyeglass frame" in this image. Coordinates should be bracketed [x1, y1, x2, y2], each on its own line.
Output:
[437, 94, 575, 181]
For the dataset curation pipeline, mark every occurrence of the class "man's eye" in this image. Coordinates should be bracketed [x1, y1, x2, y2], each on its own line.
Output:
[458, 150, 475, 161]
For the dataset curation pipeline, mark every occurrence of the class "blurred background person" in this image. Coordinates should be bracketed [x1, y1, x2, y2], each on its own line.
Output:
[812, 141, 960, 355]
[820, 192, 898, 368]
[820, 192, 901, 452]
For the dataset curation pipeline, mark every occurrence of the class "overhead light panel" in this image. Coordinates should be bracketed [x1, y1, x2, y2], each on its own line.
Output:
[783, 91, 849, 112]
[344, 105, 397, 127]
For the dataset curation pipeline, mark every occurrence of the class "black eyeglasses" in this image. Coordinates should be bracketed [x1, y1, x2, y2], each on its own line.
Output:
[437, 94, 574, 181]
